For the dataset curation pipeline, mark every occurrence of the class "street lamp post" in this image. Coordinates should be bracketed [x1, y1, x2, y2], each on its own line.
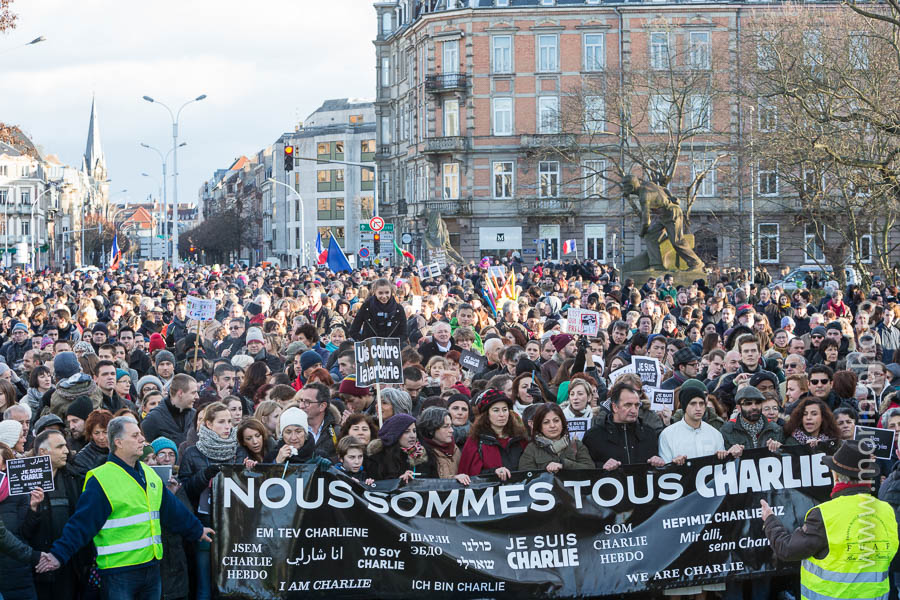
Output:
[0, 35, 46, 56]
[748, 105, 756, 276]
[31, 184, 57, 271]
[142, 94, 206, 269]
[267, 178, 308, 267]
[140, 141, 185, 265]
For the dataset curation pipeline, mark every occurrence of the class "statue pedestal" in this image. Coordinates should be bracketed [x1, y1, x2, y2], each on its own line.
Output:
[622, 234, 706, 286]
[627, 268, 708, 288]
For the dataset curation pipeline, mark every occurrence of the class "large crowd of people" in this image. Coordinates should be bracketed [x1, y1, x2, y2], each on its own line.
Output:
[0, 258, 898, 600]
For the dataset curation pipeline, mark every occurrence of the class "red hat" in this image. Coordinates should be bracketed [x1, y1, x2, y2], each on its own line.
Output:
[451, 383, 471, 398]
[475, 388, 512, 415]
[149, 333, 166, 353]
[551, 333, 574, 353]
[338, 376, 370, 397]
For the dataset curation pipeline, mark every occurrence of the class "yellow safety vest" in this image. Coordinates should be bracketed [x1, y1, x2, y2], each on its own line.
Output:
[85, 461, 164, 569]
[801, 493, 898, 600]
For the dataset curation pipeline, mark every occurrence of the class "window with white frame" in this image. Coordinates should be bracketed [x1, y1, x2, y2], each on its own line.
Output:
[585, 224, 606, 262]
[689, 95, 711, 132]
[650, 32, 670, 70]
[381, 57, 391, 87]
[381, 12, 392, 36]
[584, 33, 605, 71]
[493, 161, 514, 199]
[442, 163, 459, 200]
[692, 158, 716, 197]
[538, 96, 560, 134]
[649, 95, 675, 133]
[857, 229, 873, 263]
[381, 116, 392, 144]
[492, 97, 513, 135]
[443, 99, 459, 137]
[803, 166, 823, 194]
[0, 190, 6, 205]
[758, 161, 778, 196]
[758, 223, 780, 263]
[496, 0, 510, 6]
[21, 220, 29, 237]
[540, 224, 560, 261]
[758, 98, 777, 132]
[804, 224, 825, 263]
[538, 34, 559, 72]
[803, 30, 822, 67]
[688, 31, 710, 70]
[849, 32, 868, 70]
[757, 31, 775, 70]
[583, 159, 606, 198]
[492, 35, 512, 73]
[539, 161, 560, 198]
[584, 96, 605, 134]
[20, 189, 30, 205]
[443, 40, 459, 73]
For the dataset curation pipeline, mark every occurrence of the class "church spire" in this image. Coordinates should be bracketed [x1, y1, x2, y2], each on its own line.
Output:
[84, 95, 105, 178]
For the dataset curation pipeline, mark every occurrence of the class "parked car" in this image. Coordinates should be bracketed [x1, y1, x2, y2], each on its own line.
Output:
[769, 265, 859, 291]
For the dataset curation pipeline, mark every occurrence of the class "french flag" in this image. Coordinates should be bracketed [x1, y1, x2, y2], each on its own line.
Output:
[315, 232, 328, 265]
[562, 239, 577, 255]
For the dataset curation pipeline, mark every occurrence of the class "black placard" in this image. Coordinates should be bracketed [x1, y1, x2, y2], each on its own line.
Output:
[355, 338, 403, 386]
[459, 350, 487, 373]
[7, 455, 54, 496]
[854, 425, 896, 460]
[632, 356, 661, 388]
[213, 445, 835, 599]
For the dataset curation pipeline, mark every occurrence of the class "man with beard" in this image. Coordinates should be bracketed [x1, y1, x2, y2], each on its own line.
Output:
[719, 386, 784, 450]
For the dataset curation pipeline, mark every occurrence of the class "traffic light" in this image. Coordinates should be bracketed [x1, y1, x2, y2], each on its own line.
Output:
[373, 232, 381, 254]
[284, 145, 294, 172]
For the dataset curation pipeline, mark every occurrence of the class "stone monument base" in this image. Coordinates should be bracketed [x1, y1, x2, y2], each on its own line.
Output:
[622, 233, 706, 286]
[627, 268, 708, 288]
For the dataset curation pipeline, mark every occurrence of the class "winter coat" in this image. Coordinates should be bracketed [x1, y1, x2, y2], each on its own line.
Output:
[875, 322, 900, 363]
[264, 436, 317, 465]
[70, 441, 108, 482]
[216, 336, 245, 359]
[160, 485, 192, 600]
[719, 417, 785, 449]
[518, 437, 596, 472]
[178, 444, 237, 513]
[0, 493, 38, 600]
[348, 296, 407, 341]
[22, 466, 84, 600]
[458, 434, 528, 477]
[311, 404, 341, 462]
[49, 376, 103, 420]
[422, 442, 462, 479]
[2, 339, 31, 370]
[167, 316, 189, 344]
[365, 439, 435, 481]
[0, 512, 38, 566]
[128, 349, 152, 378]
[582, 412, 660, 468]
[100, 390, 136, 415]
[244, 348, 284, 374]
[141, 396, 196, 447]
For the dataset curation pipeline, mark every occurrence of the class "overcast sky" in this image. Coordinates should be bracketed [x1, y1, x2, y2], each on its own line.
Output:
[3, 0, 374, 207]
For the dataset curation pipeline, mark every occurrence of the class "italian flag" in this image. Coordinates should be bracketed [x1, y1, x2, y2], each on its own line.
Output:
[394, 239, 415, 262]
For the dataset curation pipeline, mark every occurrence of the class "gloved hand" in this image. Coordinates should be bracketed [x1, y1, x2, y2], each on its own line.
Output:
[314, 457, 332, 473]
[203, 464, 221, 480]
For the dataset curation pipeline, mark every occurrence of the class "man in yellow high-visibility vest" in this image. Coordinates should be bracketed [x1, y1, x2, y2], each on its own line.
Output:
[760, 439, 900, 600]
[35, 416, 214, 600]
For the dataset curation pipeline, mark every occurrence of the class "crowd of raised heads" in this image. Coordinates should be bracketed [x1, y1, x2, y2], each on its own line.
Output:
[0, 258, 898, 599]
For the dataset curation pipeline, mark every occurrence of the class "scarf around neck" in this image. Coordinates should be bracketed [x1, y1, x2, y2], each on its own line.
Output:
[196, 425, 237, 461]
[739, 414, 765, 446]
[536, 435, 570, 455]
[792, 428, 829, 445]
[423, 437, 456, 458]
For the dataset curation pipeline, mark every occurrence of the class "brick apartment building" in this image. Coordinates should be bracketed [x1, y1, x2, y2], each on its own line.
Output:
[372, 0, 896, 273]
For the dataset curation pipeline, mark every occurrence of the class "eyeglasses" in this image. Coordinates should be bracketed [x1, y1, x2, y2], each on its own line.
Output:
[810, 378, 830, 385]
[811, 335, 824, 339]
[785, 362, 802, 369]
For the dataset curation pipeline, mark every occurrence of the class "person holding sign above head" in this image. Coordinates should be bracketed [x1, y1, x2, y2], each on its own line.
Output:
[582, 380, 664, 471]
[37, 416, 214, 600]
[458, 389, 528, 481]
[518, 404, 595, 474]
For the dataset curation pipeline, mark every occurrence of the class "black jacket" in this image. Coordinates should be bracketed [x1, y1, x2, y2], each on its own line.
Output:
[100, 389, 136, 414]
[161, 485, 192, 600]
[311, 405, 341, 462]
[264, 436, 317, 464]
[348, 296, 407, 341]
[22, 466, 84, 599]
[419, 340, 462, 366]
[70, 441, 108, 482]
[582, 412, 659, 467]
[0, 494, 39, 600]
[128, 349, 152, 378]
[178, 445, 236, 513]
[141, 397, 196, 447]
[365, 438, 435, 481]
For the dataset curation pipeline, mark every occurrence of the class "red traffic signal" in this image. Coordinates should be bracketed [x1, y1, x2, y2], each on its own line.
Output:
[284, 145, 294, 172]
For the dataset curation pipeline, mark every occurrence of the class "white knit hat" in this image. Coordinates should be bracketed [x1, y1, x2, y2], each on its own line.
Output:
[246, 327, 265, 345]
[279, 407, 308, 438]
[0, 420, 22, 448]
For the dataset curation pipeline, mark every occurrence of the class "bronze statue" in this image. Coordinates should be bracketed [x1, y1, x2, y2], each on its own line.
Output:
[425, 210, 463, 264]
[622, 175, 704, 271]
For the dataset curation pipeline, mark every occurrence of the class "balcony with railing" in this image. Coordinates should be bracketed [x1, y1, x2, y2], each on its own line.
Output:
[425, 73, 468, 93]
[423, 136, 468, 154]
[517, 197, 577, 215]
[424, 198, 472, 216]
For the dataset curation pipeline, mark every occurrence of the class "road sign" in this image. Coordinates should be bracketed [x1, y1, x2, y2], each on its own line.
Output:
[359, 223, 393, 232]
[369, 216, 385, 232]
[401, 232, 413, 245]
[359, 247, 370, 258]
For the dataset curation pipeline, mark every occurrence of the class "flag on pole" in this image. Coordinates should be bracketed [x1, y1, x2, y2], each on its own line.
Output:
[325, 232, 352, 273]
[315, 232, 328, 265]
[393, 239, 415, 262]
[110, 234, 121, 270]
[562, 239, 577, 255]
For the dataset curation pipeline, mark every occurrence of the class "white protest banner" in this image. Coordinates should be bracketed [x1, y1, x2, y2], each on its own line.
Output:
[566, 308, 600, 336]
[488, 265, 507, 279]
[649, 388, 676, 412]
[355, 338, 403, 387]
[608, 363, 635, 385]
[186, 296, 217, 321]
[632, 356, 662, 388]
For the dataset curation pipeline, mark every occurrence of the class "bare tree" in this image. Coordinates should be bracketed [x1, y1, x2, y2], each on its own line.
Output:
[554, 23, 732, 222]
[743, 5, 900, 286]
